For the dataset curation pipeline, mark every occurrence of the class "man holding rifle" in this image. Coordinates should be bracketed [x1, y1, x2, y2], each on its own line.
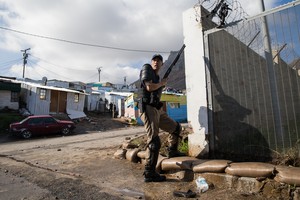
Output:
[140, 45, 185, 182]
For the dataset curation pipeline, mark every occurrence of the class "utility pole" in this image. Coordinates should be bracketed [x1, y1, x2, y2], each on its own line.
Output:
[21, 48, 30, 78]
[97, 67, 102, 82]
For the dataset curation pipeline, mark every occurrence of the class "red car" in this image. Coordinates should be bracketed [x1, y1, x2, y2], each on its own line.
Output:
[9, 115, 76, 139]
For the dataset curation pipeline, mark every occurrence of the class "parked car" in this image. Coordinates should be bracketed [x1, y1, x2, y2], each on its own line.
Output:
[9, 115, 76, 139]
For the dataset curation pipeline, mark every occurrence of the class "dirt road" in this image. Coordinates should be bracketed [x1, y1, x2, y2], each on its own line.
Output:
[0, 126, 149, 200]
[0, 116, 268, 200]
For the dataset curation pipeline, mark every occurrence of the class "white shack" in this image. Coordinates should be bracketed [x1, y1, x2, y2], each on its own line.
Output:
[20, 82, 86, 119]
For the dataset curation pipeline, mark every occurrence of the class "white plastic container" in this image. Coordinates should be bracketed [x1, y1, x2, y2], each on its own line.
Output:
[195, 177, 209, 193]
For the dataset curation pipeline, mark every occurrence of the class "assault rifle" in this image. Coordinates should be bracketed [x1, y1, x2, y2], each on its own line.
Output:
[157, 44, 186, 99]
[162, 44, 186, 79]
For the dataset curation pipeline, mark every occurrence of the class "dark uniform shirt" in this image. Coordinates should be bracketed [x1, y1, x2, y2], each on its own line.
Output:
[140, 64, 160, 104]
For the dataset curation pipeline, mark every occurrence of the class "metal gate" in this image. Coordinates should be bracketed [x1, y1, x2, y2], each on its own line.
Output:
[203, 1, 300, 161]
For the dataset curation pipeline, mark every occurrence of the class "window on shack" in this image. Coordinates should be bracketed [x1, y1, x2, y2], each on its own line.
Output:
[40, 89, 46, 100]
[74, 93, 79, 103]
[11, 92, 19, 102]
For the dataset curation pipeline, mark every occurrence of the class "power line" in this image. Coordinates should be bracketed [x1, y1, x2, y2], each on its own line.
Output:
[30, 54, 95, 71]
[27, 59, 103, 83]
[84, 73, 99, 83]
[0, 58, 23, 78]
[29, 54, 129, 82]
[26, 55, 109, 82]
[26, 61, 44, 79]
[0, 58, 23, 68]
[0, 26, 170, 53]
[27, 60, 75, 81]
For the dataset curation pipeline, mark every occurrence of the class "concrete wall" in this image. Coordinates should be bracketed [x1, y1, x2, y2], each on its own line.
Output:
[183, 7, 209, 157]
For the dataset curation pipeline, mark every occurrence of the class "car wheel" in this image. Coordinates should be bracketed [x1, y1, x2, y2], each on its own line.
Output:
[22, 130, 32, 139]
[61, 127, 71, 135]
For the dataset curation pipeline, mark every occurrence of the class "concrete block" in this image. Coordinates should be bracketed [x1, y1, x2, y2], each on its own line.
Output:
[235, 177, 264, 193]
[195, 173, 239, 189]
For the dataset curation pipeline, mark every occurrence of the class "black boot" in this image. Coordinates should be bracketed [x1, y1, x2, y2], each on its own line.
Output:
[144, 169, 166, 182]
[144, 136, 166, 182]
[168, 122, 186, 158]
[168, 145, 186, 158]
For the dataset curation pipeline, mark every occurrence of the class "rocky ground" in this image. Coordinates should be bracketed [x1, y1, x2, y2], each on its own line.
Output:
[73, 112, 132, 133]
[74, 112, 191, 155]
[0, 112, 297, 199]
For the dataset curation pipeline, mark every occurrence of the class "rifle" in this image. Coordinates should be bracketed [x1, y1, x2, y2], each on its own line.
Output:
[162, 44, 186, 79]
[157, 44, 186, 99]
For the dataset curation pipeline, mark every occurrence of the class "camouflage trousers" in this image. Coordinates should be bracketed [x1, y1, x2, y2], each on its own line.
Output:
[140, 104, 179, 165]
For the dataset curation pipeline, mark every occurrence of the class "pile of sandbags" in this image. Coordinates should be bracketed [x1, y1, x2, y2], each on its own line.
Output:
[115, 137, 300, 187]
[115, 146, 300, 186]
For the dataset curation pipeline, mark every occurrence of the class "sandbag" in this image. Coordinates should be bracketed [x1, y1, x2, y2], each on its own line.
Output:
[137, 150, 146, 159]
[125, 148, 140, 163]
[113, 149, 127, 159]
[161, 157, 199, 171]
[274, 165, 300, 186]
[225, 162, 275, 178]
[156, 155, 168, 171]
[192, 159, 231, 173]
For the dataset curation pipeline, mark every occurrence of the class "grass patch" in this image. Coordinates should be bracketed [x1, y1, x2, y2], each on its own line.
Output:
[0, 112, 24, 134]
[178, 138, 189, 153]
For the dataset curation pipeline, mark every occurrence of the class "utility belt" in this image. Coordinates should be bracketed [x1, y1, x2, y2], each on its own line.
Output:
[141, 97, 163, 111]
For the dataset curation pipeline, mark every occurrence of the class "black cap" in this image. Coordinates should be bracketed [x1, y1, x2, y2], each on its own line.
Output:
[151, 54, 163, 61]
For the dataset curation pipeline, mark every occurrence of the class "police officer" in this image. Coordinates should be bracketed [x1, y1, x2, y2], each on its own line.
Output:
[140, 54, 185, 182]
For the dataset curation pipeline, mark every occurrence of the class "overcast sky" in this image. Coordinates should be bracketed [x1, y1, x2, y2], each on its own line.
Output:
[0, 0, 295, 84]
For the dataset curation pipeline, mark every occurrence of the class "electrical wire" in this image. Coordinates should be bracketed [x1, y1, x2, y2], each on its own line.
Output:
[29, 53, 126, 82]
[26, 58, 113, 83]
[25, 61, 44, 79]
[83, 73, 99, 83]
[30, 54, 95, 72]
[20, 54, 118, 82]
[0, 58, 23, 68]
[0, 26, 170, 54]
[27, 60, 75, 81]
[0, 58, 23, 78]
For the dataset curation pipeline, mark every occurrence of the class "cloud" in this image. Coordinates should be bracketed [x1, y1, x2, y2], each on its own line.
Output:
[0, 0, 291, 84]
[1, 0, 199, 84]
